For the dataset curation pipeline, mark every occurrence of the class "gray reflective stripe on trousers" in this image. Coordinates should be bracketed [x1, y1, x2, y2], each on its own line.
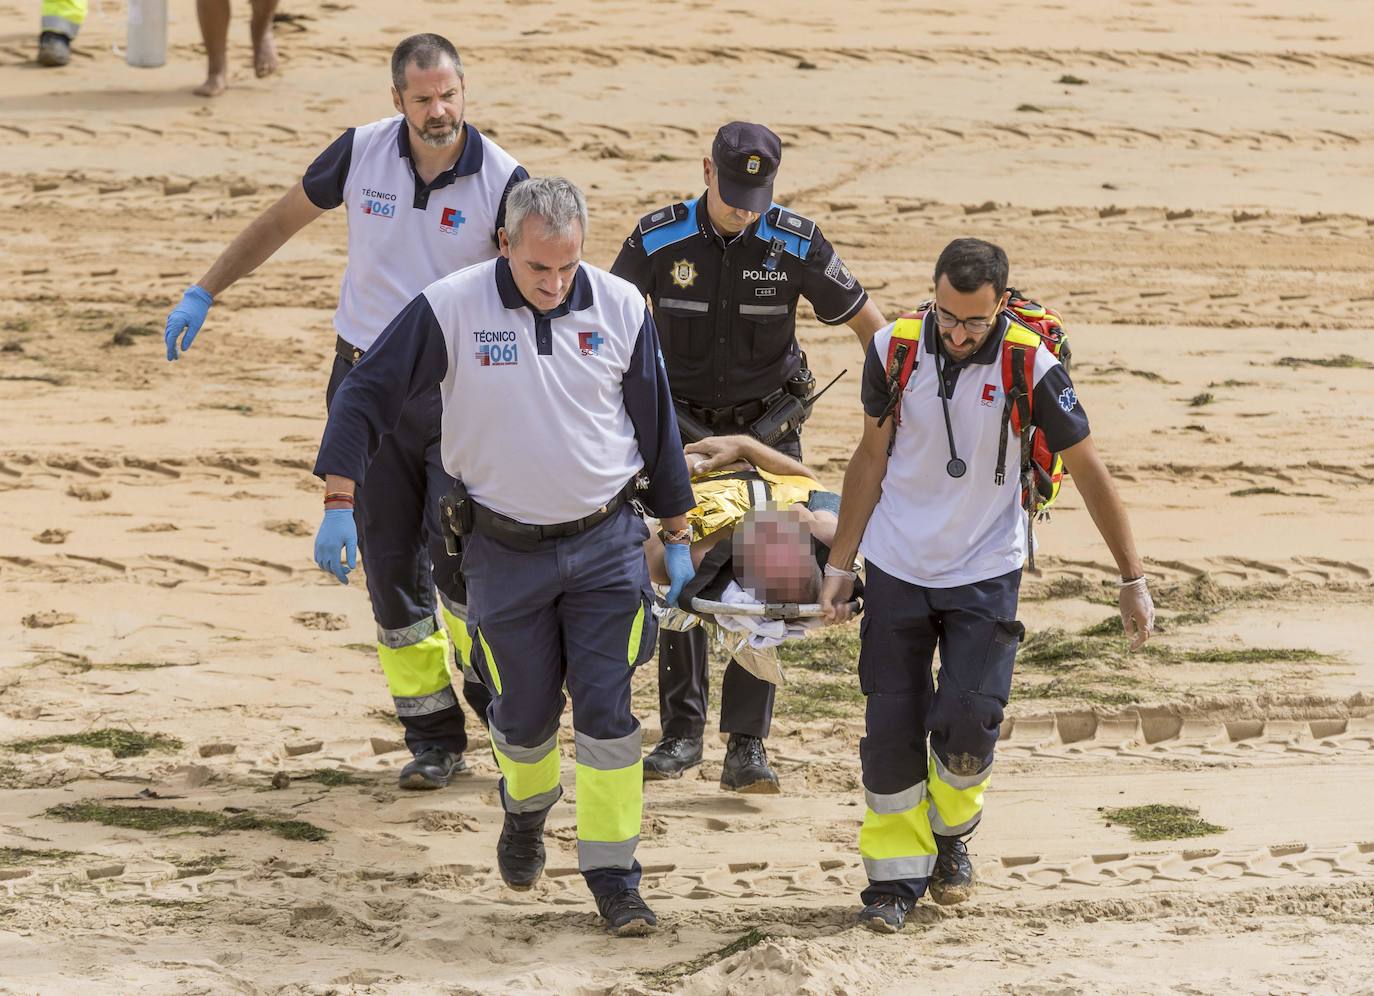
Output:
[574, 728, 641, 771]
[438, 590, 467, 621]
[659, 297, 708, 313]
[578, 836, 639, 871]
[503, 783, 563, 814]
[863, 853, 937, 882]
[930, 750, 993, 790]
[41, 15, 81, 36]
[490, 726, 558, 765]
[393, 685, 457, 717]
[377, 614, 438, 649]
[864, 782, 926, 816]
[927, 805, 981, 837]
[739, 304, 790, 317]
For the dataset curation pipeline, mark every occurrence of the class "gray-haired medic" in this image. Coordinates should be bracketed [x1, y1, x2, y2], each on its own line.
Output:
[313, 178, 695, 936]
[611, 121, 887, 791]
[820, 238, 1155, 933]
[161, 35, 527, 791]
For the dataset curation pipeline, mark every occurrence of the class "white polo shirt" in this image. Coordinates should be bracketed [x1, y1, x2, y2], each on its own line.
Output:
[302, 116, 526, 350]
[858, 313, 1090, 588]
[315, 257, 694, 525]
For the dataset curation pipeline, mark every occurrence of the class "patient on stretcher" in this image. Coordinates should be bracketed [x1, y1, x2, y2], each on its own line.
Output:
[644, 434, 839, 603]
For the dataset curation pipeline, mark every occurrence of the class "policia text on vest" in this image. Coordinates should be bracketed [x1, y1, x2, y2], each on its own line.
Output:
[610, 121, 888, 789]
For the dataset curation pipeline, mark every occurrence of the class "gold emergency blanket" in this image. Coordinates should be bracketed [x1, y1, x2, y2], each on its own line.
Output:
[686, 469, 820, 541]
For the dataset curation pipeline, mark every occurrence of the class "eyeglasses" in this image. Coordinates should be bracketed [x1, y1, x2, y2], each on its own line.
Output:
[931, 307, 996, 335]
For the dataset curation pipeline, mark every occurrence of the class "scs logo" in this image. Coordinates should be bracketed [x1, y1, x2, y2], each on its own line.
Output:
[577, 331, 604, 356]
[440, 207, 466, 235]
[981, 383, 999, 407]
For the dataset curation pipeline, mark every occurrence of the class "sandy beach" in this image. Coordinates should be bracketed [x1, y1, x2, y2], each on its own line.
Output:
[1, 0, 1372, 992]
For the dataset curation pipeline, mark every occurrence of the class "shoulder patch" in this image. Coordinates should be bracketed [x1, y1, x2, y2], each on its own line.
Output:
[771, 207, 816, 242]
[638, 203, 684, 236]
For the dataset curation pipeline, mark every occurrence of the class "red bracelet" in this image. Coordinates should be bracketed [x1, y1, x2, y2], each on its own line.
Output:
[323, 492, 354, 506]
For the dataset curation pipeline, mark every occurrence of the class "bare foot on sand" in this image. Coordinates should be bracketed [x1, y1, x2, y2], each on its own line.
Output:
[252, 21, 278, 78]
[194, 73, 227, 97]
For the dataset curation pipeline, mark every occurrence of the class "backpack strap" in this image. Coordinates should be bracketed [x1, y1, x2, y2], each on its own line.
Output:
[877, 314, 924, 431]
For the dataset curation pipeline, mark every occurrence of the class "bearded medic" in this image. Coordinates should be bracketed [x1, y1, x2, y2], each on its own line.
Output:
[820, 238, 1155, 932]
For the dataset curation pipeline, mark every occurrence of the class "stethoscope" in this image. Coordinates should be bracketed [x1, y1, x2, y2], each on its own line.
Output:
[930, 312, 967, 479]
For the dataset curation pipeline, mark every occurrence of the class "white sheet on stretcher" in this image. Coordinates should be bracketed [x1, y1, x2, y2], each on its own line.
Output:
[652, 581, 830, 686]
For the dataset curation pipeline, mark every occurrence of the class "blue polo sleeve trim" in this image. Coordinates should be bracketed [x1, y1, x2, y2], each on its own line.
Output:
[314, 293, 449, 484]
[1031, 361, 1091, 452]
[860, 340, 890, 419]
[622, 307, 694, 517]
[302, 129, 354, 210]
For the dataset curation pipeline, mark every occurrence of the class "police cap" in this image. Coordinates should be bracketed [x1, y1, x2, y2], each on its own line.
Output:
[711, 121, 781, 214]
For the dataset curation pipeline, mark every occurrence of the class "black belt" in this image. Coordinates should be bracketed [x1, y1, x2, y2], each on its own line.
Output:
[678, 388, 786, 429]
[336, 336, 365, 366]
[469, 479, 638, 552]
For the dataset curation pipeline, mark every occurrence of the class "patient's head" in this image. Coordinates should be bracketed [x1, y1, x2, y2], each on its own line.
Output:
[732, 506, 821, 603]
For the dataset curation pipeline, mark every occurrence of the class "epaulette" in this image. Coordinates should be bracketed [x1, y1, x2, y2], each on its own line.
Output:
[638, 199, 700, 255]
[753, 204, 816, 261]
[638, 202, 685, 236]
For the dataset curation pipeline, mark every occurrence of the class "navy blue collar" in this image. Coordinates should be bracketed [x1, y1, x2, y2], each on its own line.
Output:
[924, 311, 1008, 367]
[495, 256, 595, 316]
[694, 192, 754, 246]
[395, 120, 484, 178]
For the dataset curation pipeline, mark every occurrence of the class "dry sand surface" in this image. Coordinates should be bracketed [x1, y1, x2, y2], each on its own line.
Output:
[2, 0, 1373, 992]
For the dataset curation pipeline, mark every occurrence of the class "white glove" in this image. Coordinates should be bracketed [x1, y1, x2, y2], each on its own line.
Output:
[1119, 576, 1154, 651]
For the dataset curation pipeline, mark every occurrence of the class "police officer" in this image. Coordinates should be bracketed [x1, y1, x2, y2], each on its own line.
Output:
[162, 35, 526, 791]
[820, 238, 1155, 933]
[313, 177, 695, 935]
[611, 122, 886, 792]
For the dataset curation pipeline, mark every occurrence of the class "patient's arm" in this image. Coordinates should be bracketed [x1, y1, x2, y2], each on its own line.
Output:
[685, 435, 819, 481]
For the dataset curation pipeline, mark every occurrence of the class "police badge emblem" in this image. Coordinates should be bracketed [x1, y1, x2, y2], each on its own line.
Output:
[746, 155, 761, 175]
[670, 258, 697, 289]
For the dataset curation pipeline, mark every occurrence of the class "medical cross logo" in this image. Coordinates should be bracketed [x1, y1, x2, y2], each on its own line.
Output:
[1058, 386, 1078, 413]
[577, 331, 604, 356]
[440, 207, 466, 235]
[981, 383, 999, 407]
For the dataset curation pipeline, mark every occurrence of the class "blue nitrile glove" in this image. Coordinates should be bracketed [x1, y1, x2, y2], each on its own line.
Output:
[164, 285, 214, 361]
[314, 508, 358, 584]
[663, 542, 694, 609]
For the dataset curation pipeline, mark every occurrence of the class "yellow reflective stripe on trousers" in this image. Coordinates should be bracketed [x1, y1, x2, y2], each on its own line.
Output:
[475, 626, 502, 695]
[626, 601, 645, 666]
[376, 627, 452, 700]
[574, 729, 642, 869]
[859, 783, 937, 882]
[927, 751, 991, 836]
[491, 728, 561, 811]
[439, 603, 473, 673]
[42, 0, 86, 34]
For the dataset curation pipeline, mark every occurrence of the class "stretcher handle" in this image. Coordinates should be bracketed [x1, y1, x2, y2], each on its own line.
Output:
[686, 597, 862, 619]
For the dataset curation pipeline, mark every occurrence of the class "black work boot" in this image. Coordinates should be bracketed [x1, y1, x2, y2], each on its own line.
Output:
[36, 31, 71, 67]
[857, 894, 915, 933]
[497, 809, 548, 890]
[398, 747, 468, 790]
[642, 736, 703, 780]
[596, 888, 658, 936]
[719, 734, 779, 794]
[928, 833, 976, 905]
